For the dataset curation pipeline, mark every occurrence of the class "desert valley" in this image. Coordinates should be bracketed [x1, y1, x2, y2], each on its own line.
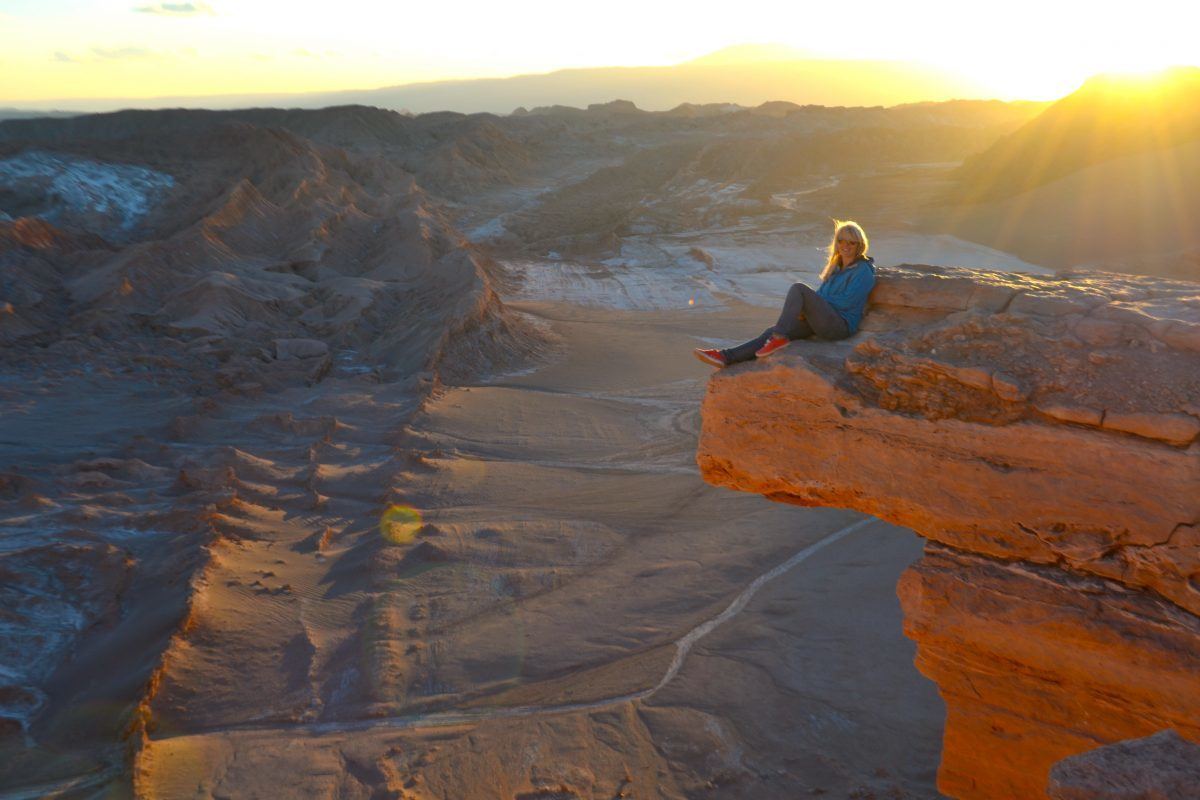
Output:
[0, 61, 1198, 799]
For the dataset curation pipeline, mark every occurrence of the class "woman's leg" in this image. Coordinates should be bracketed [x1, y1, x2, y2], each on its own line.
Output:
[721, 327, 775, 364]
[721, 283, 848, 364]
[772, 283, 848, 340]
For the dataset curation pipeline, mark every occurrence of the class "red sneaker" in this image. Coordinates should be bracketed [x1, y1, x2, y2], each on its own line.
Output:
[754, 334, 790, 358]
[693, 348, 727, 368]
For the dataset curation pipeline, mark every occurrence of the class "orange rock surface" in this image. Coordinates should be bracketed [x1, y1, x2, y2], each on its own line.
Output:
[697, 264, 1200, 798]
[900, 546, 1200, 799]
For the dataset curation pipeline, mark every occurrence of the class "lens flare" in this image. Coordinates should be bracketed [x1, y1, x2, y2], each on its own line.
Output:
[379, 504, 422, 545]
[688, 298, 695, 306]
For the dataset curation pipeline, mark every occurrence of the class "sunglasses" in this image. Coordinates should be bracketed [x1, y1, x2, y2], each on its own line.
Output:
[836, 238, 859, 246]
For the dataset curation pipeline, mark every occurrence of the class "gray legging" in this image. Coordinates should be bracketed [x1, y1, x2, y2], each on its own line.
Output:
[722, 282, 850, 364]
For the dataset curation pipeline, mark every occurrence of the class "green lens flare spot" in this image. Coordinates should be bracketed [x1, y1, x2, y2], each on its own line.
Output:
[380, 504, 422, 545]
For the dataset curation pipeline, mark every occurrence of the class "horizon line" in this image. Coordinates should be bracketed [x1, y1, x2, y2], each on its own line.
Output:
[0, 53, 1033, 112]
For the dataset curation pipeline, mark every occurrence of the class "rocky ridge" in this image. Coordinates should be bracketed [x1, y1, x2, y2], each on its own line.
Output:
[0, 115, 546, 791]
[696, 264, 1200, 798]
[0, 123, 543, 384]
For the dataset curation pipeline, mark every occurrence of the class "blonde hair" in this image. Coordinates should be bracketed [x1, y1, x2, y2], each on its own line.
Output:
[820, 220, 869, 281]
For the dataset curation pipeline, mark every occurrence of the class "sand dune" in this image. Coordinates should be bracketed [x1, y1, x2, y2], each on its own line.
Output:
[935, 139, 1200, 279]
[935, 67, 1200, 279]
[955, 67, 1200, 201]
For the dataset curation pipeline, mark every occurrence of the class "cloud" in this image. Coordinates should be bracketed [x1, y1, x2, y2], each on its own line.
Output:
[133, 2, 215, 16]
[91, 46, 155, 60]
[52, 45, 171, 64]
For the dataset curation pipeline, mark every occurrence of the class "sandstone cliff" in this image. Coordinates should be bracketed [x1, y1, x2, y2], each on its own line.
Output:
[697, 264, 1200, 799]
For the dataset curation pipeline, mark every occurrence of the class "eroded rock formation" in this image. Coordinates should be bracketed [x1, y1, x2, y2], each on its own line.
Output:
[0, 116, 548, 791]
[697, 264, 1200, 799]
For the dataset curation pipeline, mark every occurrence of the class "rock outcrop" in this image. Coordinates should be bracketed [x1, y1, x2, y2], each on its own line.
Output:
[697, 264, 1200, 799]
[0, 123, 546, 386]
[1048, 729, 1200, 800]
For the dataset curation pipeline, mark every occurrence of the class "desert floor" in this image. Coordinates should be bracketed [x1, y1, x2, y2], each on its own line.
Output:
[122, 293, 946, 800]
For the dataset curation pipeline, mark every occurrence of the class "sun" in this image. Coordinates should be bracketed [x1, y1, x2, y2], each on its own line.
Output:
[959, 55, 1186, 101]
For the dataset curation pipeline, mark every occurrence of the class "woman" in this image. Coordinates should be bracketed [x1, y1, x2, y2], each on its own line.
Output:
[694, 220, 876, 367]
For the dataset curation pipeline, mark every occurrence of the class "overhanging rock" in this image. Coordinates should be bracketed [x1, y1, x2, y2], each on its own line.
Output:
[696, 264, 1200, 799]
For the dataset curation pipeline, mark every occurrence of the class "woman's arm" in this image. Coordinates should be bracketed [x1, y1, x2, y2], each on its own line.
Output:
[840, 264, 876, 313]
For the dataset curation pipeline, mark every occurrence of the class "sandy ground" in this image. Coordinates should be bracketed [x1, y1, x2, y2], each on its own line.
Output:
[112, 297, 945, 800]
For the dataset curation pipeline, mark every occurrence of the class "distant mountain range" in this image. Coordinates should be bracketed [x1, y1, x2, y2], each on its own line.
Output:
[6, 46, 986, 116]
[0, 108, 80, 121]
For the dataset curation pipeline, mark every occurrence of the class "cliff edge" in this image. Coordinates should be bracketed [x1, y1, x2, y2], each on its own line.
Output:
[696, 264, 1200, 799]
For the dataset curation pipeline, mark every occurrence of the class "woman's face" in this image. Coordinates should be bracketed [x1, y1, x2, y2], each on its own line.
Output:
[836, 232, 860, 263]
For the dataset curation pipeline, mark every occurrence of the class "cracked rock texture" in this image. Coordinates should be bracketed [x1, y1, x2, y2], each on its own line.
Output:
[696, 264, 1200, 799]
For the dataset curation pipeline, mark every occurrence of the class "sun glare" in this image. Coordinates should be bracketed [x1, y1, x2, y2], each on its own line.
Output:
[0, 0, 1196, 106]
[942, 54, 1188, 102]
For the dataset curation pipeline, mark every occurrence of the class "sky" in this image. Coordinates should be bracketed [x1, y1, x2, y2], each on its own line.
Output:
[1, 0, 1198, 108]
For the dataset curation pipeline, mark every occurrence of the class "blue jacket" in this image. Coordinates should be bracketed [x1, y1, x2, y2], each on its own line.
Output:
[817, 256, 875, 333]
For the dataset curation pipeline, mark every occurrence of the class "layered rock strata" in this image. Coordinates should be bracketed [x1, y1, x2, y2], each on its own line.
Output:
[697, 264, 1200, 799]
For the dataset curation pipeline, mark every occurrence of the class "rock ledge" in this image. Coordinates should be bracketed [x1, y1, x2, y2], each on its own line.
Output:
[697, 264, 1200, 799]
